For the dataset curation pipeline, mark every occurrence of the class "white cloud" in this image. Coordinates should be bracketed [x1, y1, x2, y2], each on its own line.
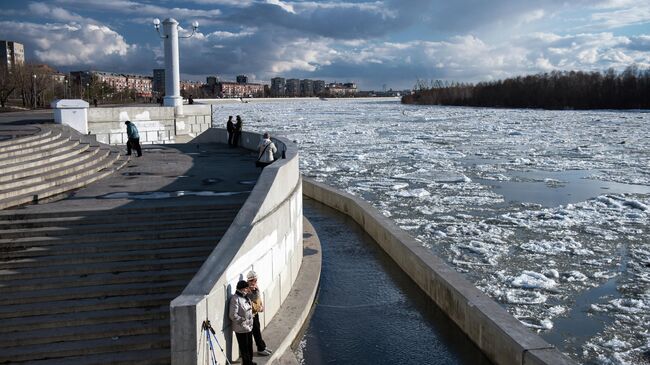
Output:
[28, 3, 91, 23]
[266, 0, 295, 14]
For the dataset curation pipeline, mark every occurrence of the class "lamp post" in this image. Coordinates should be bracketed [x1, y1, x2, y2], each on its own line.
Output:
[153, 18, 198, 115]
[64, 79, 68, 99]
[86, 83, 90, 101]
[32, 74, 37, 109]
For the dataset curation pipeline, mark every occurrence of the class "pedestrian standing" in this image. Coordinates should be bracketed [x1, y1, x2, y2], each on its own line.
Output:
[247, 271, 272, 356]
[227, 116, 235, 147]
[256, 133, 277, 169]
[124, 121, 142, 157]
[229, 280, 256, 365]
[233, 115, 243, 147]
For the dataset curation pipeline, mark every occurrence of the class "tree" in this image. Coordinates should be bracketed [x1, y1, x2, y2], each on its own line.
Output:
[0, 64, 17, 108]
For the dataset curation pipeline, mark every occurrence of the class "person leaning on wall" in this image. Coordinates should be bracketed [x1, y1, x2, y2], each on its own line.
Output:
[229, 280, 256, 365]
[226, 116, 235, 147]
[247, 270, 272, 356]
[233, 115, 243, 147]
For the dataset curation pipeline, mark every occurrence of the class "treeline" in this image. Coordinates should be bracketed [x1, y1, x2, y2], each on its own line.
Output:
[402, 66, 650, 109]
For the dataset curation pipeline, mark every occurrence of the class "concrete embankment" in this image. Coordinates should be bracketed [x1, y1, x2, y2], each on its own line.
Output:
[302, 178, 576, 365]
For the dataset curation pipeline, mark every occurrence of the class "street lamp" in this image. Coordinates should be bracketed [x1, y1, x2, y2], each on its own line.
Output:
[152, 18, 198, 113]
[64, 79, 68, 99]
[86, 83, 90, 101]
[32, 74, 37, 109]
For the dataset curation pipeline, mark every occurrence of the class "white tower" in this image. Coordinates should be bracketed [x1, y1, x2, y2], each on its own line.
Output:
[153, 18, 199, 116]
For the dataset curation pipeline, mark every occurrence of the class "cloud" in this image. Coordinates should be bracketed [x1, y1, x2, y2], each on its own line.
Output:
[0, 20, 154, 72]
[28, 2, 91, 23]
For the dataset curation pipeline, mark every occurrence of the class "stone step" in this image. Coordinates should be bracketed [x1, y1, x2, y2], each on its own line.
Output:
[0, 207, 238, 228]
[0, 256, 205, 281]
[0, 226, 225, 249]
[0, 333, 170, 363]
[0, 318, 169, 348]
[0, 245, 214, 271]
[0, 130, 63, 156]
[0, 267, 198, 294]
[0, 203, 242, 221]
[0, 278, 187, 306]
[0, 217, 226, 239]
[19, 348, 171, 365]
[0, 147, 110, 191]
[0, 128, 50, 151]
[0, 292, 174, 319]
[0, 149, 121, 201]
[1, 236, 219, 260]
[0, 152, 128, 210]
[0, 141, 92, 176]
[0, 305, 169, 333]
[0, 134, 75, 162]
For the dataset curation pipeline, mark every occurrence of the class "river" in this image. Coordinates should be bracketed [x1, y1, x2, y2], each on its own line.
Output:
[211, 98, 650, 365]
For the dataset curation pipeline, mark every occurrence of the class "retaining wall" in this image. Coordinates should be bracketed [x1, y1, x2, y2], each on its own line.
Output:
[302, 178, 576, 365]
[170, 128, 302, 365]
[85, 105, 211, 145]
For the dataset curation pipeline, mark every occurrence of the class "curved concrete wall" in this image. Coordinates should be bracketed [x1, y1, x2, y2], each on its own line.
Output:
[170, 128, 302, 365]
[303, 178, 576, 365]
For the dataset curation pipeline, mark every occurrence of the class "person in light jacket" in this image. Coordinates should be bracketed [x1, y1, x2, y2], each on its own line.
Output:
[256, 132, 277, 169]
[124, 121, 142, 157]
[247, 270, 272, 356]
[229, 280, 255, 365]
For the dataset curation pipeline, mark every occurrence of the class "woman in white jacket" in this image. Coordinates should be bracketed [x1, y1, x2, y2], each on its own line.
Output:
[229, 280, 254, 365]
[256, 132, 277, 169]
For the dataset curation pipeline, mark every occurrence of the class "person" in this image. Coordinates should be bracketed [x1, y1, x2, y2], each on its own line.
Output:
[256, 132, 277, 169]
[226, 116, 235, 147]
[93, 98, 98, 107]
[188, 95, 194, 105]
[125, 121, 142, 157]
[247, 271, 272, 356]
[229, 280, 256, 365]
[233, 115, 243, 147]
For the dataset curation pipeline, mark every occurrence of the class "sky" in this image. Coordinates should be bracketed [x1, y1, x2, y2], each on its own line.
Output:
[1, 0, 649, 90]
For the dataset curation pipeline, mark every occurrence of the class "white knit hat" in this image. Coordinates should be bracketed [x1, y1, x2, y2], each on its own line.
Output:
[247, 270, 257, 280]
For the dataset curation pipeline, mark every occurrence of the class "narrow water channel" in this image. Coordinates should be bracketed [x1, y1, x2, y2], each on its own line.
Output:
[296, 198, 492, 365]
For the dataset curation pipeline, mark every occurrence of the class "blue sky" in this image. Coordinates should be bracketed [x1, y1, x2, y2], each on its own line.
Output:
[1, 0, 649, 89]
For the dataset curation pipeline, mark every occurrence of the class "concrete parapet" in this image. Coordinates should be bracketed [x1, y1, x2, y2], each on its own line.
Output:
[170, 128, 301, 365]
[302, 178, 577, 365]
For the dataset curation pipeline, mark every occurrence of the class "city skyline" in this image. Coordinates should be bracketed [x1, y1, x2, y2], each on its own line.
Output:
[1, 0, 649, 90]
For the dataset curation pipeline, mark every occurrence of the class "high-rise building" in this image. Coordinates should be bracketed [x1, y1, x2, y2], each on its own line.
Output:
[236, 74, 248, 84]
[0, 40, 25, 70]
[153, 69, 165, 95]
[313, 80, 326, 95]
[271, 77, 285, 97]
[300, 79, 314, 97]
[286, 79, 300, 97]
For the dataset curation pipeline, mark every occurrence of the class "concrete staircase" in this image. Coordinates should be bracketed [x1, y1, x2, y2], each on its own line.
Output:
[0, 125, 128, 210]
[0, 204, 240, 364]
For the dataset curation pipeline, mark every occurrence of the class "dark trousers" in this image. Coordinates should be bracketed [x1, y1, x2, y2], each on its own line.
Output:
[227, 131, 234, 146]
[252, 313, 266, 351]
[126, 138, 142, 156]
[233, 132, 241, 147]
[235, 331, 254, 365]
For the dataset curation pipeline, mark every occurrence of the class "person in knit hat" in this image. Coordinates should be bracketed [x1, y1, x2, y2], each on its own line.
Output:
[229, 280, 255, 365]
[247, 270, 272, 356]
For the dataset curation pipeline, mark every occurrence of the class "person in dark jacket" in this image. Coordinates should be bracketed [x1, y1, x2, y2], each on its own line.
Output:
[125, 121, 142, 157]
[229, 280, 255, 365]
[247, 270, 272, 356]
[227, 116, 235, 147]
[233, 115, 243, 147]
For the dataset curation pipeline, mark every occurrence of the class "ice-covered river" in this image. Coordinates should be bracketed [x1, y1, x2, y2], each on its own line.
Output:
[211, 98, 650, 365]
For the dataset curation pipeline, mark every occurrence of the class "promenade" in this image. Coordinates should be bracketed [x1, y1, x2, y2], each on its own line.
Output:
[0, 138, 260, 363]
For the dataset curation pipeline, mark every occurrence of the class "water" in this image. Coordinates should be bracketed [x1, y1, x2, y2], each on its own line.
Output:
[210, 99, 650, 364]
[297, 199, 492, 365]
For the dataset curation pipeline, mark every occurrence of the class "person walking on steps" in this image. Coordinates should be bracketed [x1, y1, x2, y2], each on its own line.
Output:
[125, 121, 142, 157]
[227, 115, 235, 147]
[230, 280, 256, 365]
[247, 271, 273, 356]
